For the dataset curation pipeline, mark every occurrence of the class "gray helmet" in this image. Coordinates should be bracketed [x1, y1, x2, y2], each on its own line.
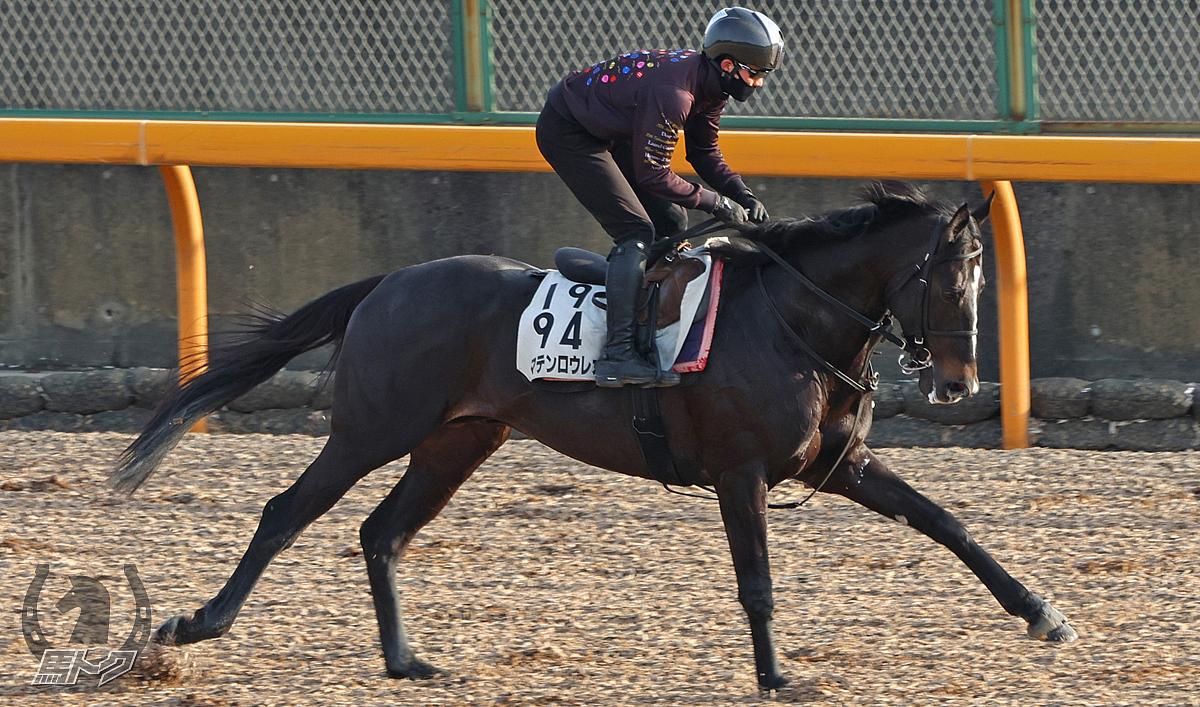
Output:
[702, 8, 783, 71]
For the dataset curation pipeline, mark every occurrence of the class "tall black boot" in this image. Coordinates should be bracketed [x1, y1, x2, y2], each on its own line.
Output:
[594, 242, 680, 388]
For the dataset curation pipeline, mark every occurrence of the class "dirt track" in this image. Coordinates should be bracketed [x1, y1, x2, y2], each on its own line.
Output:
[1, 431, 1198, 706]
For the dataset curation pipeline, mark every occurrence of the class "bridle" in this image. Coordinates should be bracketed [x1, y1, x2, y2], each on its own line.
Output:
[882, 216, 984, 373]
[754, 213, 983, 390]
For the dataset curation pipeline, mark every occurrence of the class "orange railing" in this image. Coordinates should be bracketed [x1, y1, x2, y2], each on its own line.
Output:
[6, 118, 1200, 445]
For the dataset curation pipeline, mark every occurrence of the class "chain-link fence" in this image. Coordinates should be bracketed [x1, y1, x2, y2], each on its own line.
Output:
[0, 1, 457, 114]
[490, 0, 1000, 120]
[1035, 0, 1200, 123]
[0, 0, 1197, 125]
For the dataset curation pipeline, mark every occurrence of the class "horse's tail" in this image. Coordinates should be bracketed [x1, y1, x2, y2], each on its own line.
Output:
[108, 273, 388, 496]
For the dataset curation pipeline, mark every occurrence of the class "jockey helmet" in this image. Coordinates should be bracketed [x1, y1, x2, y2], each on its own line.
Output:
[702, 8, 783, 72]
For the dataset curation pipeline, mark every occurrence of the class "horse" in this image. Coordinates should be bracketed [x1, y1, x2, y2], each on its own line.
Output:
[109, 181, 1075, 690]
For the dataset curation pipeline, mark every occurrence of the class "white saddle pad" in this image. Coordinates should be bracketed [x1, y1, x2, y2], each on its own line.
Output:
[517, 251, 713, 382]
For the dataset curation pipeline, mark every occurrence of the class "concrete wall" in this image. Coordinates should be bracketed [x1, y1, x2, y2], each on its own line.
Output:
[1, 163, 1198, 381]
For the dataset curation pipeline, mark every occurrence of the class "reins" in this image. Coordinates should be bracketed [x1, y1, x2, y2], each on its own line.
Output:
[646, 217, 727, 264]
[754, 248, 889, 394]
[756, 243, 910, 356]
[661, 480, 804, 510]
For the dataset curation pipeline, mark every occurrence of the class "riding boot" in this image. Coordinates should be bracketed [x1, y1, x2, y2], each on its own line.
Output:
[594, 242, 680, 388]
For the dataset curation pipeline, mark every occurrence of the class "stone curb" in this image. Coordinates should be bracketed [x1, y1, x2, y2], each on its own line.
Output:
[1089, 378, 1192, 420]
[1030, 377, 1091, 420]
[1036, 418, 1200, 452]
[867, 378, 1196, 422]
[0, 369, 1197, 450]
[0, 368, 335, 436]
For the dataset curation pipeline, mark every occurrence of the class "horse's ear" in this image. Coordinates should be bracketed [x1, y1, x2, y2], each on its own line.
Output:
[972, 191, 995, 224]
[947, 203, 971, 239]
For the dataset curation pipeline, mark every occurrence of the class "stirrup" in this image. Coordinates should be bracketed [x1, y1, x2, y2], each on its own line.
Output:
[642, 368, 680, 388]
[594, 367, 680, 388]
[594, 360, 656, 387]
[594, 355, 674, 388]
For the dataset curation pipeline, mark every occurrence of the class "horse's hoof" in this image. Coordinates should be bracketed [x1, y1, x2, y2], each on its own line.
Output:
[387, 657, 445, 680]
[153, 612, 222, 646]
[757, 673, 790, 691]
[151, 614, 187, 646]
[1026, 604, 1078, 642]
[1042, 622, 1079, 642]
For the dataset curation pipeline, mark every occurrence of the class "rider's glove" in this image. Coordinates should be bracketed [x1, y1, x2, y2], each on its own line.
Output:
[732, 190, 769, 223]
[712, 195, 749, 226]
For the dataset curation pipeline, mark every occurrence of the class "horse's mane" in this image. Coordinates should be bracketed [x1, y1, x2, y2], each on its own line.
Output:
[706, 180, 944, 267]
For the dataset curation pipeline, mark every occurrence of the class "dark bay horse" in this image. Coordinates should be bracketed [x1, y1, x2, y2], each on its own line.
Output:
[110, 181, 1075, 689]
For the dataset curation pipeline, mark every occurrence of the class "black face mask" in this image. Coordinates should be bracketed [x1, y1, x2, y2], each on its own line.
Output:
[717, 65, 758, 102]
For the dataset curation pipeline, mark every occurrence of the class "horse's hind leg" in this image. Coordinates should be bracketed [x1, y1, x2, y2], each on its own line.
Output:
[359, 421, 510, 679]
[154, 428, 423, 647]
[823, 448, 1076, 642]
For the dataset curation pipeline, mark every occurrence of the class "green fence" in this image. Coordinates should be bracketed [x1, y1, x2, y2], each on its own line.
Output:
[1, 0, 1197, 132]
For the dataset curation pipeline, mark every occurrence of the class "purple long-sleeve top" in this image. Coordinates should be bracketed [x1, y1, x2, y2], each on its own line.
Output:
[553, 50, 748, 212]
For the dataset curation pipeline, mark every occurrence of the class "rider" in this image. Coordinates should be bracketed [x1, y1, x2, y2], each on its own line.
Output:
[536, 7, 782, 388]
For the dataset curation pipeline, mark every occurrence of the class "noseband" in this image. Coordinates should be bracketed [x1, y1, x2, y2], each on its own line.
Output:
[754, 214, 982, 389]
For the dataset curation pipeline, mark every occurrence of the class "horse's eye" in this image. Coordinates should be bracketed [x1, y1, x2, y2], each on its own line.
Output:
[941, 289, 965, 302]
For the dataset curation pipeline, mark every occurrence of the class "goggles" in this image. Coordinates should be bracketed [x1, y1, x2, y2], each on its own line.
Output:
[734, 61, 773, 80]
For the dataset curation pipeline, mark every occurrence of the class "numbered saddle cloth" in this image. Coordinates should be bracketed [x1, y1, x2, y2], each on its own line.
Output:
[517, 251, 723, 382]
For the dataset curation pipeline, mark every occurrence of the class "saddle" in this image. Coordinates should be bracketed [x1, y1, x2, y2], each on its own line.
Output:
[553, 245, 708, 329]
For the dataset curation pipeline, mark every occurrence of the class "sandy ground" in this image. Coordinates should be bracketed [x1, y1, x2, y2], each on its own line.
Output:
[0, 431, 1197, 706]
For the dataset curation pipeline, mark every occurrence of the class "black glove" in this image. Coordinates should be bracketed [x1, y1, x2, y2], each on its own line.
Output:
[732, 189, 769, 223]
[712, 195, 749, 226]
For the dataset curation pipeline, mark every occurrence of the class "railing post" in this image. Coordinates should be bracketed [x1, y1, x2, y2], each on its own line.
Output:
[1017, 0, 1039, 121]
[453, 0, 495, 113]
[980, 180, 1030, 449]
[1004, 0, 1028, 121]
[159, 165, 208, 433]
[994, 0, 1038, 126]
[991, 0, 1013, 122]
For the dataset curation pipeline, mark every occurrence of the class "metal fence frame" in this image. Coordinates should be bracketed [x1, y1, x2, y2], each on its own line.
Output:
[1, 0, 1197, 133]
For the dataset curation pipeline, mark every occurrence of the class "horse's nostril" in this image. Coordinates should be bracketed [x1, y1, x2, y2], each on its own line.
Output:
[945, 381, 969, 397]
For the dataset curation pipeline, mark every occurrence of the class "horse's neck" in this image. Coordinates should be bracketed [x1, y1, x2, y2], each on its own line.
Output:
[814, 222, 928, 309]
[770, 228, 923, 378]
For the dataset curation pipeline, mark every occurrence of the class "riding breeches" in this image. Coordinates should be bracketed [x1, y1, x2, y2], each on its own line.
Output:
[536, 86, 688, 246]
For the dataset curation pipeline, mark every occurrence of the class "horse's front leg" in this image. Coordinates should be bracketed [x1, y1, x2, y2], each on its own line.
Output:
[823, 447, 1076, 642]
[716, 462, 787, 690]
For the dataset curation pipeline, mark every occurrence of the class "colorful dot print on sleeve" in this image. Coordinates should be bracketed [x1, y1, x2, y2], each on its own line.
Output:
[583, 50, 697, 88]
